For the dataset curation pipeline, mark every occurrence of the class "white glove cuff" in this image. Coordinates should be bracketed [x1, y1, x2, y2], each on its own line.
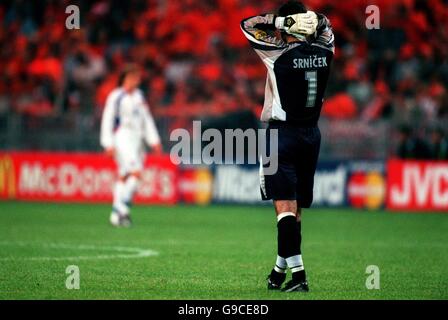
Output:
[275, 17, 285, 30]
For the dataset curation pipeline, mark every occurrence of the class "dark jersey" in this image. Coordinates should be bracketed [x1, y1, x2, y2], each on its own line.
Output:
[241, 13, 334, 127]
[273, 44, 332, 126]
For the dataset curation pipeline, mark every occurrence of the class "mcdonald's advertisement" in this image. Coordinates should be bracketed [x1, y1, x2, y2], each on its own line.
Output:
[0, 152, 178, 204]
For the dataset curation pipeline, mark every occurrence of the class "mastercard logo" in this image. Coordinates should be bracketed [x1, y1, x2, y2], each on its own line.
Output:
[193, 169, 213, 205]
[347, 172, 385, 210]
[179, 168, 213, 205]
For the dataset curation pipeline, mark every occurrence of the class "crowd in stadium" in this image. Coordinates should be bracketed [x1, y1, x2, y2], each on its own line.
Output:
[0, 0, 447, 158]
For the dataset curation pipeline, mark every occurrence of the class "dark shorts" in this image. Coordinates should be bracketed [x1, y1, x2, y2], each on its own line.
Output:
[260, 122, 321, 208]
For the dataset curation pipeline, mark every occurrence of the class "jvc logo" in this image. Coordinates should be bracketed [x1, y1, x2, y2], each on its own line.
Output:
[391, 164, 448, 208]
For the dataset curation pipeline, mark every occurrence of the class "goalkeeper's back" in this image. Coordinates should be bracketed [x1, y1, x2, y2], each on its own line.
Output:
[240, 12, 334, 127]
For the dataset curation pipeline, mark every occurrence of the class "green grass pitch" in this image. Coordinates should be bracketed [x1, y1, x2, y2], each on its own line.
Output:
[0, 201, 447, 300]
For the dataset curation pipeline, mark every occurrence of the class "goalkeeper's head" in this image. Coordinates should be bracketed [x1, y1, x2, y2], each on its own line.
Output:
[278, 1, 309, 41]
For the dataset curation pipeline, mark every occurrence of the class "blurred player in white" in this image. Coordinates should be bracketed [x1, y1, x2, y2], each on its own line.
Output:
[100, 64, 162, 227]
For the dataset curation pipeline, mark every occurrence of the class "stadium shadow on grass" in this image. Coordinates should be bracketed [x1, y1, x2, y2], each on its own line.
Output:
[0, 202, 447, 299]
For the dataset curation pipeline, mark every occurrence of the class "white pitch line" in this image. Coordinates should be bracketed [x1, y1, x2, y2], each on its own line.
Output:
[0, 241, 158, 261]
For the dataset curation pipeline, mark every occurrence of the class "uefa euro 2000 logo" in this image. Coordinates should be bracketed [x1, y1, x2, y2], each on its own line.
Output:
[0, 155, 16, 199]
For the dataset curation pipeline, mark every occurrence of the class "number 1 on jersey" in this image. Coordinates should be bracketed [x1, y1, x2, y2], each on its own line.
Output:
[305, 71, 317, 108]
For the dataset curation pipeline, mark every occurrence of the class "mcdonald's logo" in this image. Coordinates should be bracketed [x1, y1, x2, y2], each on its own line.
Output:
[0, 154, 16, 199]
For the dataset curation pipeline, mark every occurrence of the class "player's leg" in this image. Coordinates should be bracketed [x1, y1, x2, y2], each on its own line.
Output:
[111, 172, 140, 227]
[274, 200, 309, 292]
[112, 177, 126, 215]
[293, 126, 321, 278]
[263, 124, 302, 290]
[110, 173, 130, 227]
[279, 127, 321, 291]
[121, 171, 141, 212]
[120, 142, 145, 226]
[265, 200, 297, 290]
[109, 139, 130, 226]
[122, 143, 145, 212]
[110, 136, 142, 227]
[117, 163, 143, 227]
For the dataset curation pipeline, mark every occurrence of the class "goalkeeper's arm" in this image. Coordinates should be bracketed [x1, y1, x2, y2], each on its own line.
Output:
[240, 14, 286, 50]
[312, 13, 335, 54]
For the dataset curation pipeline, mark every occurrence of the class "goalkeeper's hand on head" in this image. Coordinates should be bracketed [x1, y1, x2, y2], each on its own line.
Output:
[275, 11, 318, 36]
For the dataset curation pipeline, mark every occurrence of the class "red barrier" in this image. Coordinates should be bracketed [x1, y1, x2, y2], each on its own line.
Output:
[387, 159, 448, 211]
[0, 152, 178, 204]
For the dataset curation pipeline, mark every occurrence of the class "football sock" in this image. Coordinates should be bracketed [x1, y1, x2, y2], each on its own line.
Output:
[286, 254, 306, 282]
[123, 175, 139, 205]
[277, 212, 298, 258]
[274, 255, 287, 274]
[292, 220, 306, 281]
[277, 212, 306, 282]
[113, 180, 128, 216]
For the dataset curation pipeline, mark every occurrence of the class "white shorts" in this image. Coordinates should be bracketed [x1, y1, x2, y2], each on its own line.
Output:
[114, 129, 145, 177]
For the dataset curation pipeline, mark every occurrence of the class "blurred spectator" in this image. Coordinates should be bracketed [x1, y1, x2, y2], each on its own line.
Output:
[322, 93, 357, 119]
[429, 127, 448, 160]
[396, 124, 431, 160]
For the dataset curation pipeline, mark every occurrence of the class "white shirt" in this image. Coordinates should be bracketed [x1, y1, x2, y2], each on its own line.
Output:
[100, 87, 161, 149]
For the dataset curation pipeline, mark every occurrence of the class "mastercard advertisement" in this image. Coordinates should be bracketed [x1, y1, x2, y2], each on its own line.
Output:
[315, 161, 386, 210]
[178, 161, 387, 209]
[178, 166, 214, 205]
[347, 171, 386, 210]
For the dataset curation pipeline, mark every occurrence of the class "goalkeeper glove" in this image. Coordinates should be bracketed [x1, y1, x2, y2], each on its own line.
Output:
[275, 11, 318, 36]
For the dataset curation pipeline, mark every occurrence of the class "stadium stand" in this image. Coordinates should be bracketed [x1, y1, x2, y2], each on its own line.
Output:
[0, 0, 447, 159]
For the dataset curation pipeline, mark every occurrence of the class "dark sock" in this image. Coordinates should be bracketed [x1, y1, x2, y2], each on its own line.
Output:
[269, 268, 286, 284]
[292, 220, 306, 282]
[277, 216, 307, 283]
[292, 269, 306, 282]
[277, 215, 300, 260]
